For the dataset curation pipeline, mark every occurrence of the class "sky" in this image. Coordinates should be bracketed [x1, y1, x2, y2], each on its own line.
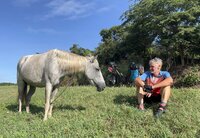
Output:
[0, 0, 131, 83]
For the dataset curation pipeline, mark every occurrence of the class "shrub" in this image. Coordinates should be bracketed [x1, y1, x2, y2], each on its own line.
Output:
[176, 65, 200, 87]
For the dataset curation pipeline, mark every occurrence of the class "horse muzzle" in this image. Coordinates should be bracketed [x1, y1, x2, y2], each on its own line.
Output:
[90, 79, 106, 92]
[96, 82, 106, 92]
[97, 86, 105, 92]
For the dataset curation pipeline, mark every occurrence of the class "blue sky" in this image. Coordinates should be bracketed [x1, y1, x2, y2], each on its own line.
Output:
[0, 0, 131, 83]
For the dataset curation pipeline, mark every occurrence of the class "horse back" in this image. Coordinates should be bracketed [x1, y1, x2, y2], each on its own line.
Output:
[17, 53, 50, 87]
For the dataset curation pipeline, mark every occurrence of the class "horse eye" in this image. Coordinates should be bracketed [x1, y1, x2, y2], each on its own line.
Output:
[96, 68, 100, 71]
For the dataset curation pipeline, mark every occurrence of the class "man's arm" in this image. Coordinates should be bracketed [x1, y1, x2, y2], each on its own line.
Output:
[135, 77, 152, 97]
[135, 77, 145, 87]
[152, 77, 173, 89]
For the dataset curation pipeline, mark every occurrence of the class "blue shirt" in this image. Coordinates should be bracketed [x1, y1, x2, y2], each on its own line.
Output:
[140, 71, 171, 82]
[139, 71, 171, 96]
[130, 69, 139, 81]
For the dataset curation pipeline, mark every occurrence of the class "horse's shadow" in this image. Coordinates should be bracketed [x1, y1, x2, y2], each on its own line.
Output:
[6, 104, 86, 114]
[6, 104, 43, 114]
[56, 105, 86, 111]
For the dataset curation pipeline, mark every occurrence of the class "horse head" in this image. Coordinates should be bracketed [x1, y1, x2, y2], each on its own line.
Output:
[85, 55, 106, 92]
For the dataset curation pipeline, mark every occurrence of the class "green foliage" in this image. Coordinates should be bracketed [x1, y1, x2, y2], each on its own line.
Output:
[124, 0, 200, 65]
[0, 86, 200, 137]
[96, 26, 127, 64]
[97, 0, 200, 66]
[176, 65, 200, 86]
[70, 44, 93, 56]
[182, 73, 200, 86]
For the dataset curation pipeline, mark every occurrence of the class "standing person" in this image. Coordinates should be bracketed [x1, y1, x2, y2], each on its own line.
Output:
[107, 62, 117, 86]
[128, 62, 139, 85]
[138, 64, 144, 75]
[135, 57, 173, 117]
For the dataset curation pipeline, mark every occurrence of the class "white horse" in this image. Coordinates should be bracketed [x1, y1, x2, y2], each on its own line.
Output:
[17, 49, 106, 120]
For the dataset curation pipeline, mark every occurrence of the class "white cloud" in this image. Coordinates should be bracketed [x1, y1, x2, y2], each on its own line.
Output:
[13, 0, 114, 20]
[27, 27, 63, 35]
[44, 0, 113, 20]
[13, 0, 40, 6]
[44, 0, 95, 19]
[97, 6, 113, 13]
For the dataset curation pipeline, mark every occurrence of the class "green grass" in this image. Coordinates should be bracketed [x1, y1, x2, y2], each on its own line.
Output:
[0, 86, 200, 137]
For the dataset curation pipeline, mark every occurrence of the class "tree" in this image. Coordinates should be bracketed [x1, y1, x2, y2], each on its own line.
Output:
[70, 44, 93, 56]
[122, 0, 200, 66]
[96, 26, 126, 64]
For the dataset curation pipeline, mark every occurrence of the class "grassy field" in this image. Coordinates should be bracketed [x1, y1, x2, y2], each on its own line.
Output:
[0, 85, 200, 138]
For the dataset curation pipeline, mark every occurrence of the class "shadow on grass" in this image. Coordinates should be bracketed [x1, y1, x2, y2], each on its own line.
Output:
[6, 104, 86, 114]
[6, 104, 43, 114]
[114, 94, 160, 113]
[6, 104, 86, 121]
[113, 94, 138, 106]
[56, 105, 86, 111]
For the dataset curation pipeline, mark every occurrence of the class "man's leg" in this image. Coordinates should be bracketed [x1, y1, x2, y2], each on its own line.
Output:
[136, 83, 146, 110]
[160, 86, 171, 103]
[155, 86, 171, 117]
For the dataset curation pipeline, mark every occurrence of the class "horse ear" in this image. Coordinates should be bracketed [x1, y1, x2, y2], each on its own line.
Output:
[86, 56, 94, 63]
[86, 54, 98, 63]
[91, 56, 96, 63]
[94, 55, 98, 59]
[94, 51, 99, 58]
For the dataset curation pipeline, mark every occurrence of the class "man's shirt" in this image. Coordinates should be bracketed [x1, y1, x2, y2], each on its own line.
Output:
[139, 71, 171, 96]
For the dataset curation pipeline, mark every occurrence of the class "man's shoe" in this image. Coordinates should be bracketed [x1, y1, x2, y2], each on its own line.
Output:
[155, 103, 166, 118]
[155, 109, 165, 118]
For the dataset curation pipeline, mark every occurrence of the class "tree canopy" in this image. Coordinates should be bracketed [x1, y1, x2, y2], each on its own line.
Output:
[96, 0, 200, 67]
[70, 44, 93, 56]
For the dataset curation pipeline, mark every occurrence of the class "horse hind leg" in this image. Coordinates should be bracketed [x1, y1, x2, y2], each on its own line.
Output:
[48, 87, 58, 118]
[18, 81, 27, 112]
[25, 86, 36, 113]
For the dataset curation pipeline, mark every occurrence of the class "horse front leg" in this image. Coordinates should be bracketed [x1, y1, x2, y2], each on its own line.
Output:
[44, 83, 52, 121]
[18, 91, 23, 113]
[48, 87, 58, 118]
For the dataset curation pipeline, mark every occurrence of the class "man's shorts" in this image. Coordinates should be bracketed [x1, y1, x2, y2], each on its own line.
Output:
[144, 94, 161, 104]
[152, 87, 161, 96]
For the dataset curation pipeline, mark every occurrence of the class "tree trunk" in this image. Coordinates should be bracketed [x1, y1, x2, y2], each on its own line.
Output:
[191, 54, 194, 65]
[180, 54, 185, 66]
[180, 47, 185, 66]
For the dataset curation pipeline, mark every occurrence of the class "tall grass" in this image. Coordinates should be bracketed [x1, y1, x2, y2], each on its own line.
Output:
[0, 86, 199, 137]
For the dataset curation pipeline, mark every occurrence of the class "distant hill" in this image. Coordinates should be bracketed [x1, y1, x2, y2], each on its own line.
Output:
[0, 82, 16, 86]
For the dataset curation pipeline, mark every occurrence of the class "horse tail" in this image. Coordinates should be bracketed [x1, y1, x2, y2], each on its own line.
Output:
[17, 81, 27, 113]
[17, 79, 28, 105]
[17, 58, 28, 105]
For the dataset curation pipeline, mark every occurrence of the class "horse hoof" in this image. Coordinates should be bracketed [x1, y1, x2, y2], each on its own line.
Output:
[43, 118, 48, 121]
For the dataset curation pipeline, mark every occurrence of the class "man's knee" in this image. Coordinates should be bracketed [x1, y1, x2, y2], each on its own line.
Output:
[161, 86, 171, 94]
[136, 86, 146, 95]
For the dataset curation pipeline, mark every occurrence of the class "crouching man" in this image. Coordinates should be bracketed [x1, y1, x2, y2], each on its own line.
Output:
[135, 57, 173, 117]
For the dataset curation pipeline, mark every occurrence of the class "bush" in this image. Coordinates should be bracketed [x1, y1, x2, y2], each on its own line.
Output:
[176, 65, 200, 87]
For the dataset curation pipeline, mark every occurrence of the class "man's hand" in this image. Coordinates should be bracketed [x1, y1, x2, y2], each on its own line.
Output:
[143, 85, 153, 93]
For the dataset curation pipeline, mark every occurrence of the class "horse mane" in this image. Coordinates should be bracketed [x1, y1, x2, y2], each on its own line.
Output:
[48, 49, 87, 74]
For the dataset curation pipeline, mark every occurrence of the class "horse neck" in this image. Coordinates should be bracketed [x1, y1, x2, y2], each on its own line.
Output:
[57, 54, 87, 74]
